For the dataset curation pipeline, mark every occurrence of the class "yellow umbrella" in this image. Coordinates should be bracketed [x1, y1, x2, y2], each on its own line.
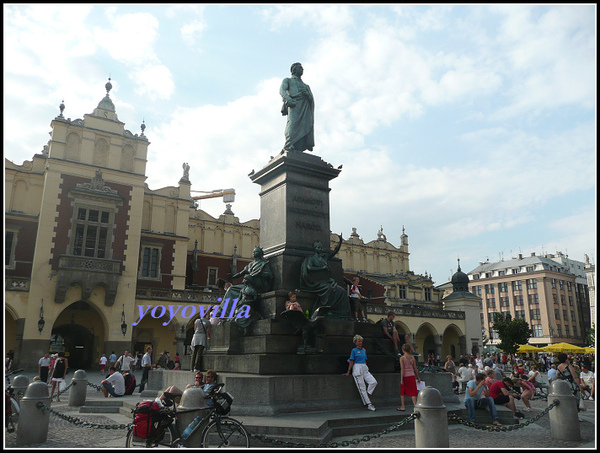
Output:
[583, 347, 595, 354]
[540, 342, 586, 353]
[517, 344, 542, 353]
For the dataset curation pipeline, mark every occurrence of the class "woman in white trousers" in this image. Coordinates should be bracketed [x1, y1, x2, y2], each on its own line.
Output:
[343, 335, 378, 411]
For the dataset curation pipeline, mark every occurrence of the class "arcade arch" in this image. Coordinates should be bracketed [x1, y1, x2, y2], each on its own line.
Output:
[441, 324, 463, 360]
[51, 300, 107, 369]
[415, 322, 439, 357]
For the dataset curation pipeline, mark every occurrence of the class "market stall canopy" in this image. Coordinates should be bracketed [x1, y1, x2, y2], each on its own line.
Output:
[582, 347, 595, 354]
[517, 344, 543, 353]
[539, 342, 586, 353]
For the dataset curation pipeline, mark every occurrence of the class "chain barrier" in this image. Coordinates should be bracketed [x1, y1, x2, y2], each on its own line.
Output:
[36, 401, 131, 430]
[86, 381, 104, 391]
[51, 381, 75, 401]
[447, 399, 560, 432]
[248, 412, 419, 448]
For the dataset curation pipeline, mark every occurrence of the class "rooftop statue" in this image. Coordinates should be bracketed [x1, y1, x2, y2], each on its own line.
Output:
[300, 236, 353, 320]
[280, 62, 315, 152]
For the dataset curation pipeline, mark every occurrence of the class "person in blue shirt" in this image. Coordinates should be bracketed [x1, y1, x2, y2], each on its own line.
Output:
[343, 335, 378, 411]
[203, 369, 218, 407]
[464, 372, 502, 426]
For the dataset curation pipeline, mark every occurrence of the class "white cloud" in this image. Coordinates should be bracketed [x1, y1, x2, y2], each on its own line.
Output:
[95, 13, 160, 65]
[262, 4, 355, 33]
[181, 19, 206, 46]
[130, 64, 175, 99]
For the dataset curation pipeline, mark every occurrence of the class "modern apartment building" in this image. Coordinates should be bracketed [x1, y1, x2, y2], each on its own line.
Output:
[468, 253, 591, 347]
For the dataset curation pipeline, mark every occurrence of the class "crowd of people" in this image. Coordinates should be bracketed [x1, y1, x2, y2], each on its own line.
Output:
[441, 350, 596, 423]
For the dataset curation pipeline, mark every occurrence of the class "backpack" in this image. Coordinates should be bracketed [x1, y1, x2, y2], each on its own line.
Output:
[123, 372, 137, 396]
[132, 400, 162, 439]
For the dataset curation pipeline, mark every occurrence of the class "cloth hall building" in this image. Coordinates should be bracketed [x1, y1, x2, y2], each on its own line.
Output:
[6, 81, 483, 371]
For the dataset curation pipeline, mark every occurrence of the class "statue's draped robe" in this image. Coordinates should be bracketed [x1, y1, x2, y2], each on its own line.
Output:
[280, 76, 314, 152]
[221, 258, 273, 329]
[300, 253, 352, 320]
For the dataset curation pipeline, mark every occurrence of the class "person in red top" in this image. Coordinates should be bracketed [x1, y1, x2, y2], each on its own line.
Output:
[514, 378, 535, 411]
[489, 377, 524, 420]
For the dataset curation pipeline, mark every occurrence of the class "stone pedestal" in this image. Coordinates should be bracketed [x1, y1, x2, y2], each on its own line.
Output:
[250, 151, 342, 292]
[203, 316, 395, 375]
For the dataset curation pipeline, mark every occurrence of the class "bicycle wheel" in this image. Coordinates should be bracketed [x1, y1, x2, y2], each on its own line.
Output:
[125, 423, 178, 448]
[9, 398, 19, 425]
[201, 417, 250, 448]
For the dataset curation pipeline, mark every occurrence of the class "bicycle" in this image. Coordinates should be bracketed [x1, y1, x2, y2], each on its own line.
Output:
[125, 383, 250, 448]
[5, 368, 24, 433]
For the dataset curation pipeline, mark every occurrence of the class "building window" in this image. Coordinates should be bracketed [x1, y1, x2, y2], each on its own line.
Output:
[532, 325, 543, 337]
[530, 309, 541, 320]
[485, 272, 493, 278]
[512, 268, 519, 274]
[485, 284, 495, 294]
[398, 285, 407, 299]
[555, 309, 560, 320]
[515, 309, 525, 320]
[571, 310, 575, 321]
[526, 266, 534, 273]
[559, 280, 564, 290]
[5, 230, 17, 268]
[499, 282, 508, 293]
[140, 246, 161, 279]
[567, 281, 572, 291]
[565, 325, 570, 338]
[514, 295, 524, 306]
[551, 278, 556, 289]
[552, 294, 558, 304]
[563, 310, 568, 320]
[500, 296, 509, 307]
[556, 325, 562, 337]
[573, 325, 577, 337]
[498, 270, 505, 277]
[527, 279, 537, 290]
[561, 295, 566, 305]
[512, 280, 522, 291]
[487, 298, 496, 309]
[528, 293, 539, 305]
[72, 207, 112, 258]
[424, 287, 431, 301]
[568, 296, 573, 306]
[472, 286, 482, 297]
[207, 267, 218, 286]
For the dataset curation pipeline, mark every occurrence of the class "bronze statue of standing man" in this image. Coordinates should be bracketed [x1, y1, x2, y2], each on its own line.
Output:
[280, 63, 314, 152]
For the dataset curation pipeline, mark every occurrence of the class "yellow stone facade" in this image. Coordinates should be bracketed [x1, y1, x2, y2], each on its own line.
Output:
[5, 83, 476, 372]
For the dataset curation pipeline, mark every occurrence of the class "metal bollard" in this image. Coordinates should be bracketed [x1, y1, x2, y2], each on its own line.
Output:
[16, 381, 51, 446]
[68, 369, 88, 407]
[12, 375, 30, 403]
[548, 380, 581, 441]
[414, 386, 449, 448]
[177, 387, 211, 445]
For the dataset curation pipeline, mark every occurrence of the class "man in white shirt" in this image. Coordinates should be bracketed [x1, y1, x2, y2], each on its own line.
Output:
[101, 367, 125, 397]
[38, 352, 51, 382]
[458, 364, 471, 393]
[116, 350, 136, 373]
[547, 364, 558, 383]
[579, 364, 595, 400]
[139, 346, 153, 393]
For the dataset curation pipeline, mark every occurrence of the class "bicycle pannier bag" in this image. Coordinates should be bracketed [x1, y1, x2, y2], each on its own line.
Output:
[132, 400, 162, 439]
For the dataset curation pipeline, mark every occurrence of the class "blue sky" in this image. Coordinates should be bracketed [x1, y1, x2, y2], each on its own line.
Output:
[4, 4, 596, 284]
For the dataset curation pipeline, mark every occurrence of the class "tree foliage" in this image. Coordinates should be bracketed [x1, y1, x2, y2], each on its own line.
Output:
[586, 324, 595, 347]
[492, 312, 532, 354]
